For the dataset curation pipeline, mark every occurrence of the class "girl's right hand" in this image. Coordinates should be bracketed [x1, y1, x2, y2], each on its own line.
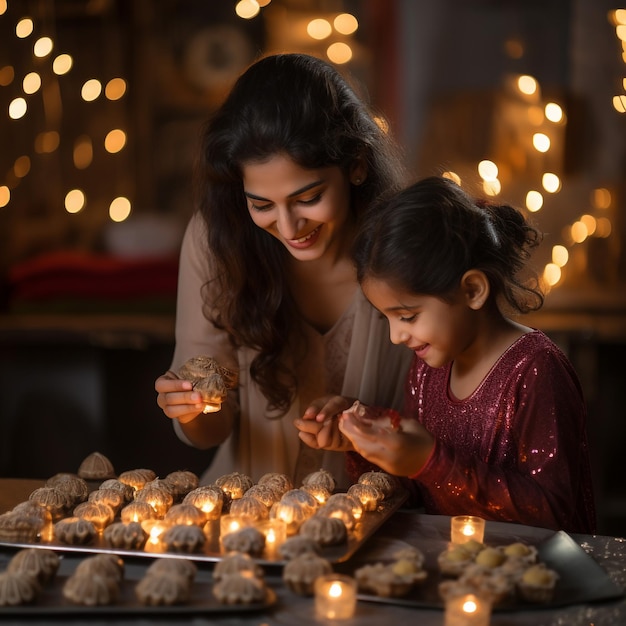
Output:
[155, 371, 205, 424]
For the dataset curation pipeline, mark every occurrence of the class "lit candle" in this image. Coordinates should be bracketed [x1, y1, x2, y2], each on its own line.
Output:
[450, 515, 486, 545]
[314, 574, 357, 620]
[140, 519, 169, 552]
[219, 514, 252, 538]
[256, 519, 286, 558]
[444, 593, 491, 626]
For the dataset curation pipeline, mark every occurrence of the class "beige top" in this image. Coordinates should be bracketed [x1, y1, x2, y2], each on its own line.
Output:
[171, 214, 413, 489]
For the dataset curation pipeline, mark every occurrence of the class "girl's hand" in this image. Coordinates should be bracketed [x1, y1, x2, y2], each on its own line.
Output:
[294, 395, 356, 451]
[155, 371, 205, 424]
[338, 410, 435, 476]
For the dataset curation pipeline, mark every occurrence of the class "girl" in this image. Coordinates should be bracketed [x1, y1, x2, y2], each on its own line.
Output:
[154, 54, 413, 487]
[302, 176, 596, 533]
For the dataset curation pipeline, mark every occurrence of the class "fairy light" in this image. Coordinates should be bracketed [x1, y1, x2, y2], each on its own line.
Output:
[109, 196, 132, 222]
[0, 186, 10, 208]
[532, 133, 551, 152]
[105, 77, 126, 100]
[517, 74, 538, 96]
[235, 0, 260, 19]
[543, 263, 562, 287]
[308, 18, 332, 40]
[552, 245, 569, 267]
[0, 65, 14, 86]
[571, 221, 588, 243]
[580, 214, 597, 236]
[327, 42, 352, 64]
[544, 102, 564, 123]
[334, 13, 358, 35]
[525, 190, 543, 212]
[81, 79, 102, 101]
[13, 156, 31, 178]
[33, 36, 53, 57]
[442, 171, 462, 185]
[592, 187, 611, 209]
[477, 159, 498, 181]
[34, 131, 59, 154]
[104, 129, 126, 153]
[542, 173, 561, 193]
[22, 72, 41, 94]
[53, 54, 73, 75]
[73, 135, 93, 169]
[8, 97, 27, 119]
[16, 18, 34, 38]
[65, 189, 85, 214]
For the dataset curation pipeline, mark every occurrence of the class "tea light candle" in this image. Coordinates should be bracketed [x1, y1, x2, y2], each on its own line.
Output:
[444, 593, 491, 626]
[256, 519, 286, 557]
[219, 514, 252, 537]
[314, 574, 357, 620]
[450, 515, 486, 545]
[140, 519, 170, 552]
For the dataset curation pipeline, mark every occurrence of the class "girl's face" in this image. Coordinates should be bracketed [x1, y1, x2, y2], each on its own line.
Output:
[242, 154, 356, 262]
[362, 277, 478, 369]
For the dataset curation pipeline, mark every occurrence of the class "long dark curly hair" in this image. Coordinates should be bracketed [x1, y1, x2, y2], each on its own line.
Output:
[194, 53, 406, 415]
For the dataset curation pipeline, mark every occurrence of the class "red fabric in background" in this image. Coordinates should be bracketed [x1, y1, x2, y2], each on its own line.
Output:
[8, 251, 178, 302]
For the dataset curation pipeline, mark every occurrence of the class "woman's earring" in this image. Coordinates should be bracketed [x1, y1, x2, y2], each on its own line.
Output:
[353, 178, 362, 185]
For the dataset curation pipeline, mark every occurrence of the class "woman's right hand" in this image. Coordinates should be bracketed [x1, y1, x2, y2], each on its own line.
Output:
[155, 371, 205, 424]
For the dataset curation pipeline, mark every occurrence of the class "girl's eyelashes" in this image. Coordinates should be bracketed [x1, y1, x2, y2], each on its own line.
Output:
[247, 192, 323, 212]
[299, 192, 322, 205]
[399, 312, 418, 323]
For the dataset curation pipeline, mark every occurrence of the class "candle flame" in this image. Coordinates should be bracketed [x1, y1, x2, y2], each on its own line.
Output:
[463, 599, 478, 613]
[462, 523, 475, 536]
[329, 582, 343, 598]
[267, 528, 276, 543]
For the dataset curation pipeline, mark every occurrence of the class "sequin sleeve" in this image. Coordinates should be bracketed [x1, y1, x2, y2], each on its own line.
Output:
[407, 331, 596, 533]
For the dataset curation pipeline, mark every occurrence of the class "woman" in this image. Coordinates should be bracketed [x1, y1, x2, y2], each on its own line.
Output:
[155, 53, 413, 487]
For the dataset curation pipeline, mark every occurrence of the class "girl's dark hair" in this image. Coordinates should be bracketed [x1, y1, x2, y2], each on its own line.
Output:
[353, 176, 544, 314]
[195, 53, 406, 414]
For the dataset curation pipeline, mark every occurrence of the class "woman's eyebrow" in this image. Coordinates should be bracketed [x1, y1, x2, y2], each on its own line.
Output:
[244, 179, 324, 202]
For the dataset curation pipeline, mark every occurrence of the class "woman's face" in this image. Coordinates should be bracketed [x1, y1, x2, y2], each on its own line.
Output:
[242, 153, 356, 262]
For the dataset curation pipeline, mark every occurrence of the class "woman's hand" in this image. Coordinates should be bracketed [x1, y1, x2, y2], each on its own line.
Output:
[338, 409, 435, 476]
[155, 371, 205, 425]
[293, 395, 356, 451]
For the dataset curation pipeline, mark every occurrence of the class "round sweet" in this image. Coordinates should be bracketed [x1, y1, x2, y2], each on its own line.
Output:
[28, 487, 67, 520]
[0, 571, 38, 606]
[62, 571, 119, 606]
[120, 501, 156, 524]
[302, 483, 331, 506]
[165, 503, 207, 527]
[146, 558, 197, 582]
[11, 501, 52, 526]
[301, 468, 336, 493]
[215, 472, 253, 500]
[392, 547, 425, 569]
[54, 517, 97, 545]
[77, 452, 116, 480]
[74, 554, 125, 583]
[0, 511, 44, 542]
[317, 501, 356, 530]
[7, 548, 60, 585]
[230, 496, 269, 522]
[164, 470, 200, 499]
[456, 563, 516, 605]
[278, 536, 321, 560]
[221, 526, 265, 556]
[135, 572, 191, 606]
[347, 483, 383, 511]
[213, 552, 264, 581]
[134, 485, 174, 517]
[270, 489, 318, 535]
[183, 486, 224, 519]
[299, 515, 347, 546]
[283, 553, 333, 596]
[503, 542, 538, 564]
[118, 468, 157, 491]
[88, 488, 125, 514]
[475, 547, 505, 569]
[257, 472, 293, 497]
[213, 572, 266, 605]
[357, 471, 398, 499]
[46, 474, 89, 506]
[162, 523, 206, 554]
[99, 479, 134, 504]
[438, 545, 474, 577]
[103, 521, 148, 550]
[517, 564, 559, 603]
[245, 484, 281, 509]
[355, 561, 427, 598]
[177, 356, 238, 407]
[73, 501, 115, 532]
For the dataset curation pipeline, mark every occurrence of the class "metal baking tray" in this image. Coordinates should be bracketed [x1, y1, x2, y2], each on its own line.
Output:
[0, 490, 408, 566]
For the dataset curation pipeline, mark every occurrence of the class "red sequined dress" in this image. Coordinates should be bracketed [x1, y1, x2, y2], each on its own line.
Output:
[348, 330, 596, 533]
